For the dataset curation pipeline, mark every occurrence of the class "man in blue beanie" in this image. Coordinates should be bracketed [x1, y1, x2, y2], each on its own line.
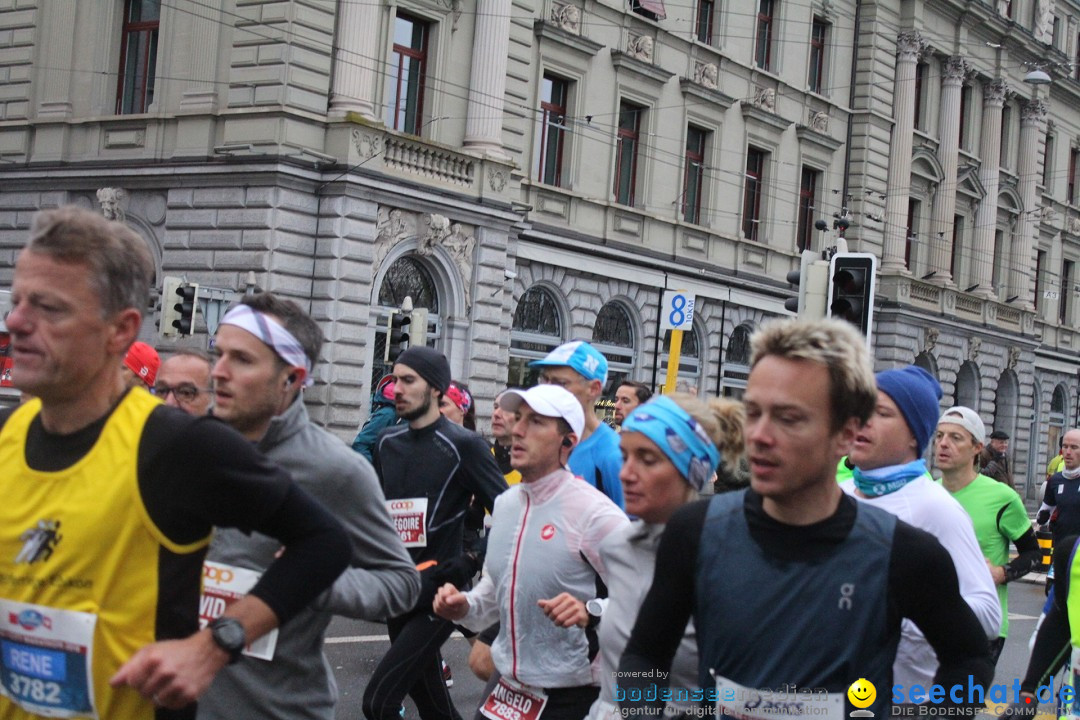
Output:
[841, 365, 1000, 702]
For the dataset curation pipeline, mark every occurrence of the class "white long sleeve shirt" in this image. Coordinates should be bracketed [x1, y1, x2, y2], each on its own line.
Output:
[462, 468, 628, 689]
[842, 475, 1001, 691]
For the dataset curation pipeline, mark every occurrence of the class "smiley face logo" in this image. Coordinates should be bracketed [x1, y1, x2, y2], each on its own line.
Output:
[848, 678, 876, 709]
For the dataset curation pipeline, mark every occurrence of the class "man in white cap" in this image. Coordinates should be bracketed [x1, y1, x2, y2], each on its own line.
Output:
[935, 406, 1040, 666]
[531, 341, 625, 509]
[434, 384, 628, 720]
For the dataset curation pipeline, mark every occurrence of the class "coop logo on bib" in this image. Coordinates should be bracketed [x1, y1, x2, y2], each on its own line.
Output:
[540, 524, 556, 541]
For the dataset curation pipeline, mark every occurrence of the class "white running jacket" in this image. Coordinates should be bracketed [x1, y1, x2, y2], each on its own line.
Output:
[461, 468, 628, 689]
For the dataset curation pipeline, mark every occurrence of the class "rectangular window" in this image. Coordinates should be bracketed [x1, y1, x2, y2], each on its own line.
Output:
[387, 13, 429, 135]
[614, 102, 643, 206]
[1070, 148, 1079, 204]
[1076, 33, 1080, 81]
[742, 147, 767, 241]
[1053, 16, 1061, 48]
[906, 198, 920, 269]
[1035, 250, 1046, 310]
[1061, 259, 1074, 324]
[116, 0, 160, 114]
[951, 215, 964, 281]
[913, 62, 928, 132]
[796, 167, 819, 252]
[695, 0, 715, 44]
[536, 74, 569, 187]
[683, 126, 707, 224]
[754, 0, 775, 71]
[959, 85, 971, 151]
[1044, 133, 1055, 189]
[1000, 104, 1012, 169]
[808, 19, 827, 93]
[993, 229, 1007, 291]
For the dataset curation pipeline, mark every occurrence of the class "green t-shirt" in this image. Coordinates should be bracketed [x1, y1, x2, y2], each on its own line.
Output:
[945, 473, 1032, 637]
[836, 457, 854, 484]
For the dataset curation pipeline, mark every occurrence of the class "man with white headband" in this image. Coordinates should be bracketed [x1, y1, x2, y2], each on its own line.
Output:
[434, 384, 628, 720]
[198, 293, 420, 720]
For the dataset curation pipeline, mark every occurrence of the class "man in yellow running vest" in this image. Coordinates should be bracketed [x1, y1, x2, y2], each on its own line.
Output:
[0, 206, 349, 719]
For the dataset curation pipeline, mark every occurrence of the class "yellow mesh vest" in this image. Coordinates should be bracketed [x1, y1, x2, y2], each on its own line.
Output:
[0, 390, 210, 719]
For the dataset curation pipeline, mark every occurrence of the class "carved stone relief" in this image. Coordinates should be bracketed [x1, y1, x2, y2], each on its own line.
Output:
[97, 187, 128, 222]
[693, 62, 718, 89]
[627, 34, 654, 63]
[551, 2, 580, 34]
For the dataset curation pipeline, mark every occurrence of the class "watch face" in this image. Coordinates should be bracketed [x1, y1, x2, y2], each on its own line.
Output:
[586, 599, 603, 617]
[212, 618, 246, 652]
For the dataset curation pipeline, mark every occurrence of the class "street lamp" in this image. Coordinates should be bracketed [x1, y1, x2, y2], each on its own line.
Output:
[1024, 68, 1052, 85]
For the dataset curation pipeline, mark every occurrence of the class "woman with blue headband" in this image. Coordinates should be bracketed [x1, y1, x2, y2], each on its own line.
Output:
[581, 392, 745, 720]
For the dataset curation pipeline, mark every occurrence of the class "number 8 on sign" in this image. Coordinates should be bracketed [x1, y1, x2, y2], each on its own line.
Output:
[660, 290, 696, 331]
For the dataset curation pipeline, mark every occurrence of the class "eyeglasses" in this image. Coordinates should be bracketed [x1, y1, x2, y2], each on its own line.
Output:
[152, 383, 211, 403]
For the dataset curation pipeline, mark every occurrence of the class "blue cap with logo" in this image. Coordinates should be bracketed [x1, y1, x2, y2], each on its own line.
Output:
[529, 341, 609, 385]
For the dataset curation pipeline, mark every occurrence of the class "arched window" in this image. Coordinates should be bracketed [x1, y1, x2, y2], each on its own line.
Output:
[371, 256, 441, 390]
[1049, 384, 1070, 464]
[954, 361, 979, 411]
[661, 325, 703, 395]
[913, 352, 938, 379]
[508, 286, 563, 388]
[378, 256, 440, 311]
[592, 302, 636, 400]
[722, 324, 753, 398]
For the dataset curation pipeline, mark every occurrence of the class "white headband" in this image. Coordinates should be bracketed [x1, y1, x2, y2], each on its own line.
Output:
[219, 305, 314, 387]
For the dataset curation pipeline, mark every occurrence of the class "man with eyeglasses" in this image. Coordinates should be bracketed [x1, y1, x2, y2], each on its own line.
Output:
[154, 349, 214, 416]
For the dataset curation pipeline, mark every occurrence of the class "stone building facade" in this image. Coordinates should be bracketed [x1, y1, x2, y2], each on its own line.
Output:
[0, 0, 1078, 498]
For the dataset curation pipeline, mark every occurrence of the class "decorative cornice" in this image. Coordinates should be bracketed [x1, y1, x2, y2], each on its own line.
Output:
[533, 20, 603, 57]
[610, 50, 675, 86]
[679, 78, 735, 109]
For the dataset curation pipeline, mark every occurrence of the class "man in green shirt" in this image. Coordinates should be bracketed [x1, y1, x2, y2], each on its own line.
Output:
[935, 405, 1041, 665]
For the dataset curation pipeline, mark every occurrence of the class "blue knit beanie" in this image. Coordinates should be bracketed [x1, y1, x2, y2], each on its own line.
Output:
[875, 366, 943, 455]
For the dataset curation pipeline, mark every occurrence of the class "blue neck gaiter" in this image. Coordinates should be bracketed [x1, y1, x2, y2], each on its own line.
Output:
[852, 459, 928, 498]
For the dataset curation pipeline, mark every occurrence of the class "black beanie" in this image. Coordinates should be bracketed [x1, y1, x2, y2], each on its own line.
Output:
[395, 346, 451, 393]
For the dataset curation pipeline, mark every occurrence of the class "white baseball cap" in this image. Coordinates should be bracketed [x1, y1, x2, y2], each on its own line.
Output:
[938, 406, 986, 445]
[498, 385, 585, 438]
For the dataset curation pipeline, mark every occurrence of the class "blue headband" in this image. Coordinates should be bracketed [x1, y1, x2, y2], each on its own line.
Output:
[622, 396, 721, 492]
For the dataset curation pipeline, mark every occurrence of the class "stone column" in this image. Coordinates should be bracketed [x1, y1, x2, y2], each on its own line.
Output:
[328, 0, 382, 120]
[1013, 99, 1047, 306]
[882, 32, 927, 273]
[929, 57, 969, 282]
[179, 3, 221, 110]
[463, 0, 511, 157]
[37, 0, 78, 118]
[971, 79, 1009, 295]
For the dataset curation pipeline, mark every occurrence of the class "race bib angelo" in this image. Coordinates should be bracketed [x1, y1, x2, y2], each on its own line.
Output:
[385, 498, 429, 548]
[0, 599, 96, 718]
[480, 676, 548, 720]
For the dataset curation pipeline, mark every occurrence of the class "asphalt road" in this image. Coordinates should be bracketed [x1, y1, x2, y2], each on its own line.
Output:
[323, 575, 1056, 720]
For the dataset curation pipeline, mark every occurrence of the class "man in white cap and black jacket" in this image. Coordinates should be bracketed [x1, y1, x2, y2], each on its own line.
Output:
[365, 346, 509, 720]
[433, 384, 628, 720]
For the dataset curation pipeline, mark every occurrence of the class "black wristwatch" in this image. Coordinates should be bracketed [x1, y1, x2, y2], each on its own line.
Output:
[209, 617, 246, 664]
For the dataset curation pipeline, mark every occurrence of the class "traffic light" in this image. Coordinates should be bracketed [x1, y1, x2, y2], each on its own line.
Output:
[827, 252, 877, 341]
[172, 282, 199, 336]
[408, 308, 429, 349]
[159, 277, 182, 337]
[384, 310, 412, 363]
[785, 250, 828, 320]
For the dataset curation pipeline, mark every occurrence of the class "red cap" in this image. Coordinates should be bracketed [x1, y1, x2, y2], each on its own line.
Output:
[123, 341, 160, 387]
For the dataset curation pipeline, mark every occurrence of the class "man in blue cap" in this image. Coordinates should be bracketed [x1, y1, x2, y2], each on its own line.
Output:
[842, 365, 999, 699]
[530, 341, 624, 509]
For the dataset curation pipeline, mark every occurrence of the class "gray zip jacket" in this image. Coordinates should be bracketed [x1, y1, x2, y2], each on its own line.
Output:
[198, 398, 420, 720]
